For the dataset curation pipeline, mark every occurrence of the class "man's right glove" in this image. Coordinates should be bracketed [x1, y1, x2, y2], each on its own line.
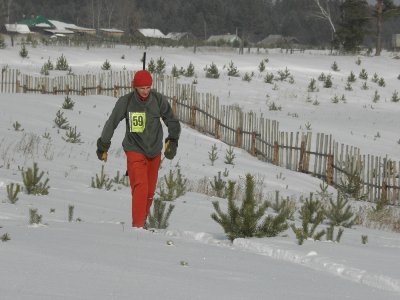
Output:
[164, 138, 178, 160]
[96, 138, 111, 162]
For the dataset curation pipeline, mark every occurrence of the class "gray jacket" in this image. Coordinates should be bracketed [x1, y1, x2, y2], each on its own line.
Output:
[100, 90, 181, 158]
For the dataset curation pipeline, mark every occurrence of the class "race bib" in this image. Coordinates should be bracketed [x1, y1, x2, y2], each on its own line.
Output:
[129, 112, 146, 133]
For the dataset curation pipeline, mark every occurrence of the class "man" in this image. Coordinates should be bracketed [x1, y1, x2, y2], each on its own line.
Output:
[96, 70, 181, 228]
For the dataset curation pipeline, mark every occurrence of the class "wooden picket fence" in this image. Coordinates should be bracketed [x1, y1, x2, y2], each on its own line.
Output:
[1, 68, 399, 205]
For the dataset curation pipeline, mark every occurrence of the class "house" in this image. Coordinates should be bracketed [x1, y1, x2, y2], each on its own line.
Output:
[257, 34, 300, 48]
[99, 28, 125, 38]
[17, 15, 54, 31]
[5, 24, 31, 35]
[135, 28, 167, 39]
[49, 20, 96, 36]
[166, 32, 196, 42]
[206, 34, 241, 45]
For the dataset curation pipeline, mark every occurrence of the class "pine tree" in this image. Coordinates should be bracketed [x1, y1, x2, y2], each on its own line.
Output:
[22, 162, 50, 195]
[325, 192, 354, 228]
[146, 199, 175, 229]
[334, 0, 370, 53]
[208, 143, 218, 166]
[211, 174, 289, 241]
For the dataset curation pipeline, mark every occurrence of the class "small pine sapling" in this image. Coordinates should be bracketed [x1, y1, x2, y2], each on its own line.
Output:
[91, 165, 113, 190]
[68, 205, 74, 222]
[361, 81, 368, 90]
[359, 69, 368, 80]
[29, 208, 42, 225]
[371, 73, 379, 83]
[326, 225, 344, 242]
[242, 72, 252, 82]
[224, 146, 235, 165]
[101, 59, 111, 70]
[308, 78, 317, 92]
[325, 192, 355, 228]
[62, 126, 82, 143]
[55, 54, 69, 71]
[378, 77, 386, 87]
[345, 82, 353, 91]
[391, 90, 400, 102]
[1, 233, 11, 242]
[54, 110, 70, 129]
[355, 57, 361, 65]
[6, 183, 21, 204]
[361, 235, 368, 244]
[336, 160, 366, 200]
[291, 196, 326, 245]
[318, 73, 326, 81]
[211, 174, 289, 242]
[264, 73, 274, 84]
[157, 166, 187, 201]
[147, 58, 156, 73]
[62, 96, 75, 110]
[155, 57, 166, 74]
[205, 62, 220, 79]
[227, 60, 240, 77]
[146, 199, 175, 229]
[171, 65, 179, 77]
[347, 71, 356, 83]
[22, 162, 50, 195]
[372, 90, 380, 103]
[184, 62, 195, 77]
[19, 44, 28, 58]
[258, 60, 266, 73]
[277, 67, 291, 81]
[269, 190, 295, 221]
[208, 143, 218, 166]
[331, 61, 339, 71]
[210, 171, 226, 198]
[12, 121, 23, 131]
[323, 74, 332, 88]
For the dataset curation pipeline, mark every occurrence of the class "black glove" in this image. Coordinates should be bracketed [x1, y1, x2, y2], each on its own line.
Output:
[164, 138, 178, 160]
[96, 138, 111, 162]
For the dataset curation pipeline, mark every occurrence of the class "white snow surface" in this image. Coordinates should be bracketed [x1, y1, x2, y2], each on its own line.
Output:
[1, 44, 400, 300]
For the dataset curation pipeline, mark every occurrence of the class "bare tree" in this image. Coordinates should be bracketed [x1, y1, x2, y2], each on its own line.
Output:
[103, 0, 115, 28]
[312, 0, 336, 40]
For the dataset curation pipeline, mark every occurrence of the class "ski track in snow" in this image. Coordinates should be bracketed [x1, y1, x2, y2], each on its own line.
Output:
[164, 229, 400, 294]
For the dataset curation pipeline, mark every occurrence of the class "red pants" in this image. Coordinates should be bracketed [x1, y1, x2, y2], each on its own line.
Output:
[126, 151, 161, 227]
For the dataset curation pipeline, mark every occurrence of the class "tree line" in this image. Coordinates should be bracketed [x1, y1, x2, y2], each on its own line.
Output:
[1, 0, 400, 52]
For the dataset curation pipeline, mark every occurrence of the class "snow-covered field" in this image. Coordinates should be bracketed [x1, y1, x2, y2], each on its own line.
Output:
[1, 43, 400, 299]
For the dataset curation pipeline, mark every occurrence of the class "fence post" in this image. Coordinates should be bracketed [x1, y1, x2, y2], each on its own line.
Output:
[81, 86, 85, 96]
[273, 141, 279, 165]
[113, 85, 118, 98]
[235, 127, 242, 148]
[53, 87, 57, 95]
[16, 80, 21, 93]
[251, 132, 256, 156]
[190, 105, 196, 128]
[23, 84, 27, 93]
[326, 154, 334, 185]
[66, 84, 70, 95]
[382, 181, 387, 203]
[215, 120, 220, 140]
[41, 84, 46, 94]
[298, 140, 306, 172]
[97, 84, 101, 95]
[172, 96, 177, 115]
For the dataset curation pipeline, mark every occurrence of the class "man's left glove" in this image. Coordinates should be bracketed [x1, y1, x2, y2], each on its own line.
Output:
[164, 137, 178, 160]
[96, 138, 111, 162]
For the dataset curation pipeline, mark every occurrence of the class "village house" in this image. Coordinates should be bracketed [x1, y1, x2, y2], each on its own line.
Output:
[206, 33, 242, 46]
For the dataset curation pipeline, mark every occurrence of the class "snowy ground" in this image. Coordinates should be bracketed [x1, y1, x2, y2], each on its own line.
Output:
[1, 43, 400, 299]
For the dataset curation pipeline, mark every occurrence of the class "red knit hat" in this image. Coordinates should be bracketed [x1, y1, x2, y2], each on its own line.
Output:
[132, 70, 153, 87]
